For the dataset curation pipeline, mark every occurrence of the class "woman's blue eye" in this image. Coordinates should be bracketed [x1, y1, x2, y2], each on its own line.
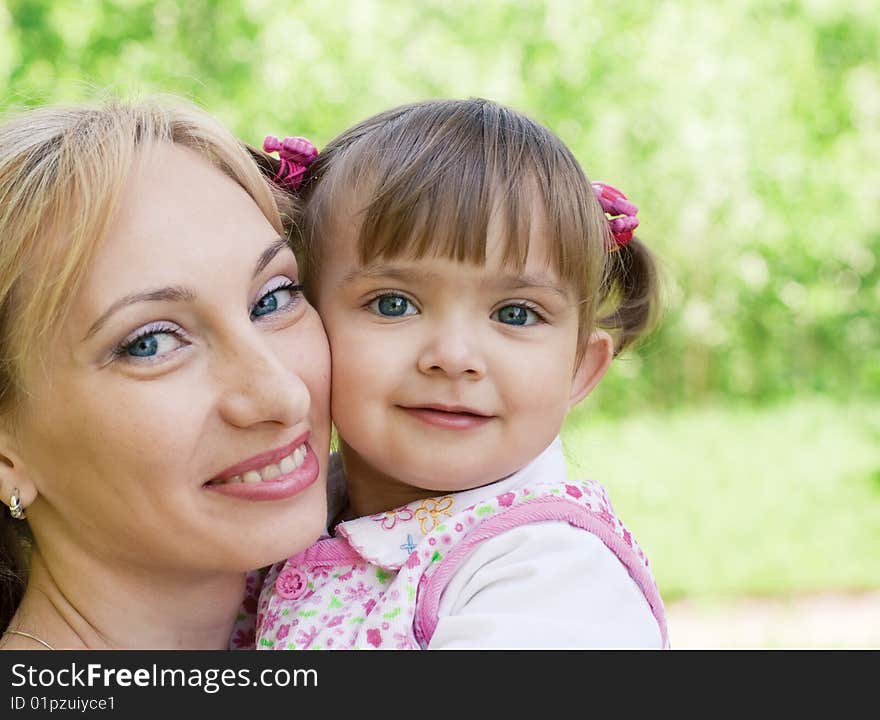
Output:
[493, 304, 538, 326]
[369, 294, 417, 317]
[129, 335, 158, 357]
[121, 330, 184, 359]
[251, 284, 298, 319]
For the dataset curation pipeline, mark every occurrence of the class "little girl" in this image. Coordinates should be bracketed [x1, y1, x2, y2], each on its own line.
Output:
[242, 99, 667, 649]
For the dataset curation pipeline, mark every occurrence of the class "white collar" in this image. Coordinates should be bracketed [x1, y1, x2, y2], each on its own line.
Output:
[333, 436, 567, 569]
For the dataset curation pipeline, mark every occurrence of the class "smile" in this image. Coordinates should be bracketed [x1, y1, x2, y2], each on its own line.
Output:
[207, 442, 309, 485]
[399, 404, 494, 430]
[205, 433, 320, 502]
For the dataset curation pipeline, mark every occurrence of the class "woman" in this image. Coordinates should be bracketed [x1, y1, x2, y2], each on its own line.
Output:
[0, 98, 331, 649]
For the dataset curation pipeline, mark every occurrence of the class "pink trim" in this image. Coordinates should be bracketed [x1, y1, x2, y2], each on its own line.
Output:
[290, 536, 362, 568]
[413, 497, 668, 648]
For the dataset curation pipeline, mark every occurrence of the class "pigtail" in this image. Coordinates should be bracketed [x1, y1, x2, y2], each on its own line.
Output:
[244, 142, 281, 180]
[597, 236, 660, 356]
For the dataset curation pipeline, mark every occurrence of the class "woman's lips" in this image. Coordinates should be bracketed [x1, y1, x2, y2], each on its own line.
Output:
[400, 406, 494, 430]
[205, 438, 319, 502]
[210, 432, 310, 483]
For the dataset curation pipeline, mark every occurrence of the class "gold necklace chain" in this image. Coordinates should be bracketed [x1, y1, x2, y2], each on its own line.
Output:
[4, 629, 55, 650]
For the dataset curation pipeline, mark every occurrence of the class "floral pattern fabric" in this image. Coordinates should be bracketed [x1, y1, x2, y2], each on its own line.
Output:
[252, 476, 665, 650]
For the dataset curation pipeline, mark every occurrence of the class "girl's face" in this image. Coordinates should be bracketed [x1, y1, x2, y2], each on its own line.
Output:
[313, 204, 611, 501]
[10, 143, 331, 575]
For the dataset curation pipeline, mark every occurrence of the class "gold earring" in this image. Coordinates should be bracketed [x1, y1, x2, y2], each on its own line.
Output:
[9, 487, 25, 520]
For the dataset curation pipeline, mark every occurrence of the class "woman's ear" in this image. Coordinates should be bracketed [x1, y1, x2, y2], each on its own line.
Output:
[568, 330, 614, 409]
[0, 431, 37, 515]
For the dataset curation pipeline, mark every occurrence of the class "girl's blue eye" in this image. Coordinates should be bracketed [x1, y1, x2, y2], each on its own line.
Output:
[251, 282, 301, 319]
[369, 294, 417, 317]
[493, 304, 538, 326]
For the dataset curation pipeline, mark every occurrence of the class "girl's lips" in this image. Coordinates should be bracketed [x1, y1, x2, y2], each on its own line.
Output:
[401, 406, 494, 430]
[205, 441, 320, 502]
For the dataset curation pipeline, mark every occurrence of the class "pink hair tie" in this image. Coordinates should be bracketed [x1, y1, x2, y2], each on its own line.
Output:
[262, 135, 318, 190]
[592, 181, 639, 249]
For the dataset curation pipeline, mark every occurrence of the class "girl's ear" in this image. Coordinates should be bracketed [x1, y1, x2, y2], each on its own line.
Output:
[0, 431, 37, 515]
[568, 330, 614, 409]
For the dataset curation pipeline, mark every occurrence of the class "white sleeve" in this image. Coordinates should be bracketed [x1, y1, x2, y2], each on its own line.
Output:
[427, 521, 663, 649]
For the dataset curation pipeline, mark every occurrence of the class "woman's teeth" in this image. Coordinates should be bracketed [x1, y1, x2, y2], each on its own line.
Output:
[213, 444, 308, 485]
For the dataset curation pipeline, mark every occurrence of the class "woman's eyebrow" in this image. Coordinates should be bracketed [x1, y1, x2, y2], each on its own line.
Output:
[84, 237, 290, 341]
[253, 237, 291, 279]
[83, 286, 196, 341]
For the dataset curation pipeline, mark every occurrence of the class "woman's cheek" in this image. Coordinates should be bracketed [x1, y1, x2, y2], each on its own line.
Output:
[291, 311, 331, 390]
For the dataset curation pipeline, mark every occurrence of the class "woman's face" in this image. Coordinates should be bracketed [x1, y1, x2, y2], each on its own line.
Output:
[12, 143, 331, 576]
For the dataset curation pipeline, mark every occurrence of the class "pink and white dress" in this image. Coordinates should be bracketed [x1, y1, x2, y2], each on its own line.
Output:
[235, 438, 668, 650]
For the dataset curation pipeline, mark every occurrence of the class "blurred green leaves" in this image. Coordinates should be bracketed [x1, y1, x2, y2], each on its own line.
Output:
[2, 0, 878, 413]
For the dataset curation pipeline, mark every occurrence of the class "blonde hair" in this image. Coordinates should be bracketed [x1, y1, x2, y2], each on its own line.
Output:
[0, 96, 295, 409]
[0, 97, 295, 630]
[292, 98, 659, 359]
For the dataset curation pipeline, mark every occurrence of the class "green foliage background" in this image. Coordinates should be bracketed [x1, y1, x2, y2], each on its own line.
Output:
[3, 0, 878, 414]
[2, 1, 878, 605]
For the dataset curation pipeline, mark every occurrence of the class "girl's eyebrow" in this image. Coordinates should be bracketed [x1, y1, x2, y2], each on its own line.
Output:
[344, 264, 569, 298]
[83, 237, 289, 341]
[341, 265, 431, 285]
[491, 274, 570, 298]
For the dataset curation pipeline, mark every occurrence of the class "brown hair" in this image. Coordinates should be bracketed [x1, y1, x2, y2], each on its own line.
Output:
[0, 96, 297, 632]
[284, 98, 659, 358]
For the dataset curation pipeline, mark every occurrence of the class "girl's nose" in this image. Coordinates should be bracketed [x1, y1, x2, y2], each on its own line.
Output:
[416, 321, 487, 380]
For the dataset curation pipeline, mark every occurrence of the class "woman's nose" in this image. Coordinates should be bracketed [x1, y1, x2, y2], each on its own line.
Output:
[416, 319, 486, 380]
[216, 333, 310, 428]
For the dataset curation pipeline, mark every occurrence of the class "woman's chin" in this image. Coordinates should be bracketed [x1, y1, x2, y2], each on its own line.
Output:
[231, 488, 328, 569]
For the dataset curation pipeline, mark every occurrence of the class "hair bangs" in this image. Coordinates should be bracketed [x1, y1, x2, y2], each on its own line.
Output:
[357, 165, 538, 275]
[300, 98, 621, 352]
